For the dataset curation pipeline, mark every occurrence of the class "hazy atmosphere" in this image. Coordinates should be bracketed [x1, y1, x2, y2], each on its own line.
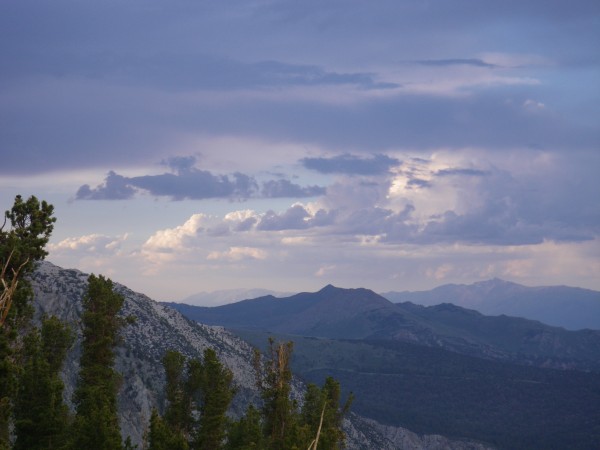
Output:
[2, 0, 599, 301]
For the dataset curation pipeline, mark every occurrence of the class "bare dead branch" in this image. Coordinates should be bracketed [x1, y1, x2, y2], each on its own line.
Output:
[0, 251, 29, 327]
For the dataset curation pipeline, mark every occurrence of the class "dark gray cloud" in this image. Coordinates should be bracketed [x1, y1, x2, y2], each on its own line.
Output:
[129, 171, 257, 201]
[406, 178, 432, 189]
[233, 217, 258, 232]
[0, 0, 598, 187]
[435, 168, 490, 177]
[162, 156, 197, 174]
[256, 204, 336, 231]
[75, 171, 136, 200]
[393, 162, 599, 246]
[76, 167, 326, 201]
[243, 155, 600, 246]
[416, 59, 497, 68]
[301, 154, 401, 175]
[0, 47, 398, 92]
[257, 205, 311, 231]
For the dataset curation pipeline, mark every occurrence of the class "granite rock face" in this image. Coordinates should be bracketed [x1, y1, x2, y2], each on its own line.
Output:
[29, 261, 494, 449]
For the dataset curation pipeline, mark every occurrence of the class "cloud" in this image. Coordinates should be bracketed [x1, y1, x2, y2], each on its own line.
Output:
[406, 178, 432, 189]
[315, 265, 336, 277]
[261, 179, 326, 198]
[1, 0, 599, 179]
[434, 168, 490, 177]
[1, 43, 399, 92]
[523, 99, 546, 111]
[143, 214, 210, 254]
[135, 149, 599, 256]
[76, 167, 325, 201]
[257, 205, 312, 231]
[48, 233, 128, 256]
[128, 171, 257, 201]
[224, 210, 260, 232]
[162, 155, 198, 173]
[301, 154, 401, 175]
[76, 171, 137, 200]
[207, 246, 267, 262]
[416, 59, 497, 68]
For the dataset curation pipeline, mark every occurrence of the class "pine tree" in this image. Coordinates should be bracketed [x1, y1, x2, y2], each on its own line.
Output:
[225, 405, 264, 450]
[301, 377, 353, 450]
[0, 195, 55, 326]
[147, 408, 189, 450]
[152, 348, 236, 450]
[13, 316, 73, 450]
[0, 195, 55, 448]
[162, 350, 193, 438]
[253, 339, 300, 450]
[194, 348, 235, 450]
[70, 274, 126, 450]
[252, 339, 352, 450]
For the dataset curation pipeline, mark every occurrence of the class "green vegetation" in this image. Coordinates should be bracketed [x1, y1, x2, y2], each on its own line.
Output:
[150, 339, 352, 450]
[0, 195, 56, 449]
[0, 195, 354, 450]
[251, 338, 353, 450]
[13, 316, 73, 450]
[71, 274, 127, 450]
[148, 347, 236, 449]
[0, 195, 55, 327]
[237, 330, 600, 450]
[194, 348, 235, 449]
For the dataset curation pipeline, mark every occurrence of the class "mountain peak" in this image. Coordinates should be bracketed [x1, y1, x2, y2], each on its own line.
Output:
[319, 284, 339, 293]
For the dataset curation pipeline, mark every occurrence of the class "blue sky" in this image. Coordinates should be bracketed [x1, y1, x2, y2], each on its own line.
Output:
[1, 0, 599, 301]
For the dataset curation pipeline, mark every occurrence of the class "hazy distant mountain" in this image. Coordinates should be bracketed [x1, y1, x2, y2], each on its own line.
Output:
[169, 285, 600, 449]
[166, 284, 600, 371]
[180, 288, 293, 306]
[238, 331, 600, 450]
[29, 262, 487, 450]
[381, 278, 600, 330]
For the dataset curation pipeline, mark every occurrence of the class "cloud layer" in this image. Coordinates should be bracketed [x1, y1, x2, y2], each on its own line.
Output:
[75, 157, 326, 201]
[2, 1, 599, 299]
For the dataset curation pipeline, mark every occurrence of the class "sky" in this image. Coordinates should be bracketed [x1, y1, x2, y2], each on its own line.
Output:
[1, 0, 599, 302]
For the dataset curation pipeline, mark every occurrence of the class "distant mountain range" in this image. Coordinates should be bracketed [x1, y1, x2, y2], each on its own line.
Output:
[166, 284, 600, 371]
[180, 288, 292, 306]
[381, 278, 600, 331]
[27, 262, 600, 449]
[178, 278, 600, 331]
[29, 262, 487, 450]
[166, 284, 600, 449]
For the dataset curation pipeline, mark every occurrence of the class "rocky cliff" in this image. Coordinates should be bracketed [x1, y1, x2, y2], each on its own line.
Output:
[29, 261, 493, 450]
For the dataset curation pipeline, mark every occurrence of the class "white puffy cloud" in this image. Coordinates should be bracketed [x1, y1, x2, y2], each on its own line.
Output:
[207, 247, 267, 262]
[142, 214, 212, 253]
[47, 233, 131, 279]
[49, 233, 128, 255]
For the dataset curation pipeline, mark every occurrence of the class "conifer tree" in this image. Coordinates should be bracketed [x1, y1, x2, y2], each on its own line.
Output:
[0, 195, 55, 326]
[193, 348, 235, 450]
[0, 195, 55, 448]
[147, 408, 189, 450]
[300, 377, 353, 450]
[252, 339, 352, 450]
[253, 339, 299, 450]
[162, 350, 192, 437]
[70, 274, 126, 450]
[225, 405, 264, 450]
[14, 316, 73, 450]
[154, 348, 236, 450]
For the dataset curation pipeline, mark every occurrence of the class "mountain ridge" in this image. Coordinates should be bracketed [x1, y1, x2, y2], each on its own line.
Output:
[165, 284, 600, 371]
[29, 261, 492, 450]
[381, 278, 600, 330]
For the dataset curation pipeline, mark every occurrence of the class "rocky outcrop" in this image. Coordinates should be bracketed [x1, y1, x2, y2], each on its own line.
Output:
[29, 261, 494, 449]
